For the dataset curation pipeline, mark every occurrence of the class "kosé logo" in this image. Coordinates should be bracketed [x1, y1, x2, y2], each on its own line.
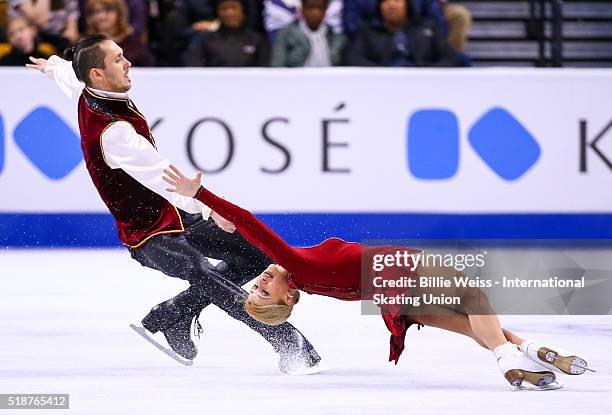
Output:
[11, 107, 82, 180]
[407, 107, 541, 181]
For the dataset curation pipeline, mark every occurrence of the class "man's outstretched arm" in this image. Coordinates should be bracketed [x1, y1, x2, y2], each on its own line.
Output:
[27, 55, 84, 100]
[26, 55, 227, 227]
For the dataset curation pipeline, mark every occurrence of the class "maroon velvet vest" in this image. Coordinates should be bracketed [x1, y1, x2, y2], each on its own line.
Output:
[78, 87, 185, 248]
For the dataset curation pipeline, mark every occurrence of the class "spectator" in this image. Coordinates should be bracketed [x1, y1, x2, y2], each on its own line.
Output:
[0, 15, 50, 65]
[440, 0, 470, 52]
[344, 0, 460, 67]
[272, 0, 345, 67]
[176, 0, 263, 37]
[86, 0, 153, 65]
[171, 0, 219, 65]
[185, 0, 268, 66]
[175, 0, 220, 41]
[264, 0, 342, 42]
[343, 0, 443, 38]
[8, 0, 80, 49]
[78, 0, 147, 37]
[343, 0, 470, 51]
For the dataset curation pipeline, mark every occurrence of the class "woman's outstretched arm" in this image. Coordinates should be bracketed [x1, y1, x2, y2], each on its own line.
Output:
[162, 165, 303, 269]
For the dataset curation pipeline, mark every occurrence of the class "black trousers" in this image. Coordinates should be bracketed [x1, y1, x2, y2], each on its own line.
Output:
[129, 213, 317, 355]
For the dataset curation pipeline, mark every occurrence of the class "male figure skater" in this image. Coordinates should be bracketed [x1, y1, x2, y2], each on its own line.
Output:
[27, 34, 320, 373]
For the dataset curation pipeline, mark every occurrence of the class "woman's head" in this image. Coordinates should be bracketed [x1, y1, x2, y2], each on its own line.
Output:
[244, 264, 300, 325]
[86, 0, 130, 38]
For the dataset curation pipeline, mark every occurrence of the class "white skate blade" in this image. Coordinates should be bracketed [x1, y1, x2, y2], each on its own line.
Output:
[129, 324, 194, 367]
[284, 365, 331, 376]
[511, 381, 564, 391]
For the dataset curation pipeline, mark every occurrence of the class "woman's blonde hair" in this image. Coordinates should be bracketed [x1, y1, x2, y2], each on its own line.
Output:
[86, 0, 131, 38]
[244, 290, 301, 325]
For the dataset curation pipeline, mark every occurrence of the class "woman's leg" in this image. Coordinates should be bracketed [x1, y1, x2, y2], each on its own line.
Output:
[408, 306, 488, 349]
[468, 315, 507, 350]
[502, 328, 525, 346]
[407, 304, 525, 350]
[406, 266, 558, 386]
[415, 264, 508, 350]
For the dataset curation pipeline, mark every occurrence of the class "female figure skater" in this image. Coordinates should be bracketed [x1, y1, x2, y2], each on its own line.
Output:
[162, 165, 590, 389]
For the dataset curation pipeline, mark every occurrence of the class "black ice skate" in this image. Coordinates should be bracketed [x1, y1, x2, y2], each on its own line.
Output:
[129, 323, 194, 366]
[160, 315, 199, 360]
[277, 332, 325, 375]
[133, 304, 203, 365]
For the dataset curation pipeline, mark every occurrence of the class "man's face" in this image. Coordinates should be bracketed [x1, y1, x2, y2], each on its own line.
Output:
[218, 1, 244, 30]
[7, 19, 36, 54]
[94, 40, 132, 93]
[303, 0, 327, 31]
[380, 0, 407, 27]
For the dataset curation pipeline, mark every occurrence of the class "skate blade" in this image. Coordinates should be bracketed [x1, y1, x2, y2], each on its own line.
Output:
[129, 324, 194, 366]
[284, 365, 331, 376]
[504, 369, 555, 387]
[537, 347, 590, 375]
[511, 381, 564, 391]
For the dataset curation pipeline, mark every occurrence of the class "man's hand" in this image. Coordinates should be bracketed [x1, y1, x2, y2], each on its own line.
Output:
[163, 164, 201, 197]
[26, 56, 48, 72]
[211, 211, 236, 233]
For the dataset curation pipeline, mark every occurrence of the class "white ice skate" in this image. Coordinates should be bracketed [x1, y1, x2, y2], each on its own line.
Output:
[494, 342, 556, 388]
[520, 341, 591, 375]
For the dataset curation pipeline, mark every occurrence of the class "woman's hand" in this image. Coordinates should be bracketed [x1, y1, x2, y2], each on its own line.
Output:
[163, 164, 202, 197]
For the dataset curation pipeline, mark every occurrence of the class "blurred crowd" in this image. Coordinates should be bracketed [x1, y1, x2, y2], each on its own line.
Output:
[0, 0, 472, 67]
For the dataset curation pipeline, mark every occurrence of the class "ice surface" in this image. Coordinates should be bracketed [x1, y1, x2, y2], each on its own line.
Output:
[0, 249, 611, 415]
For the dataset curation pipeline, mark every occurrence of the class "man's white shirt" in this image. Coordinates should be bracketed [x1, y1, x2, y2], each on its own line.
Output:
[44, 55, 212, 219]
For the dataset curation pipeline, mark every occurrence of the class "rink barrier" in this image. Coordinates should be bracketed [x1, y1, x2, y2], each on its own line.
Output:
[1, 212, 612, 248]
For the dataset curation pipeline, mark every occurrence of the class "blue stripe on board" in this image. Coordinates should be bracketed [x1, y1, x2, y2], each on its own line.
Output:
[1, 213, 612, 248]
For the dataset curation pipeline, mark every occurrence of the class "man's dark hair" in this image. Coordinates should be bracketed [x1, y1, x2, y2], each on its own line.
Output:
[301, 0, 329, 8]
[63, 34, 109, 86]
[376, 0, 414, 22]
